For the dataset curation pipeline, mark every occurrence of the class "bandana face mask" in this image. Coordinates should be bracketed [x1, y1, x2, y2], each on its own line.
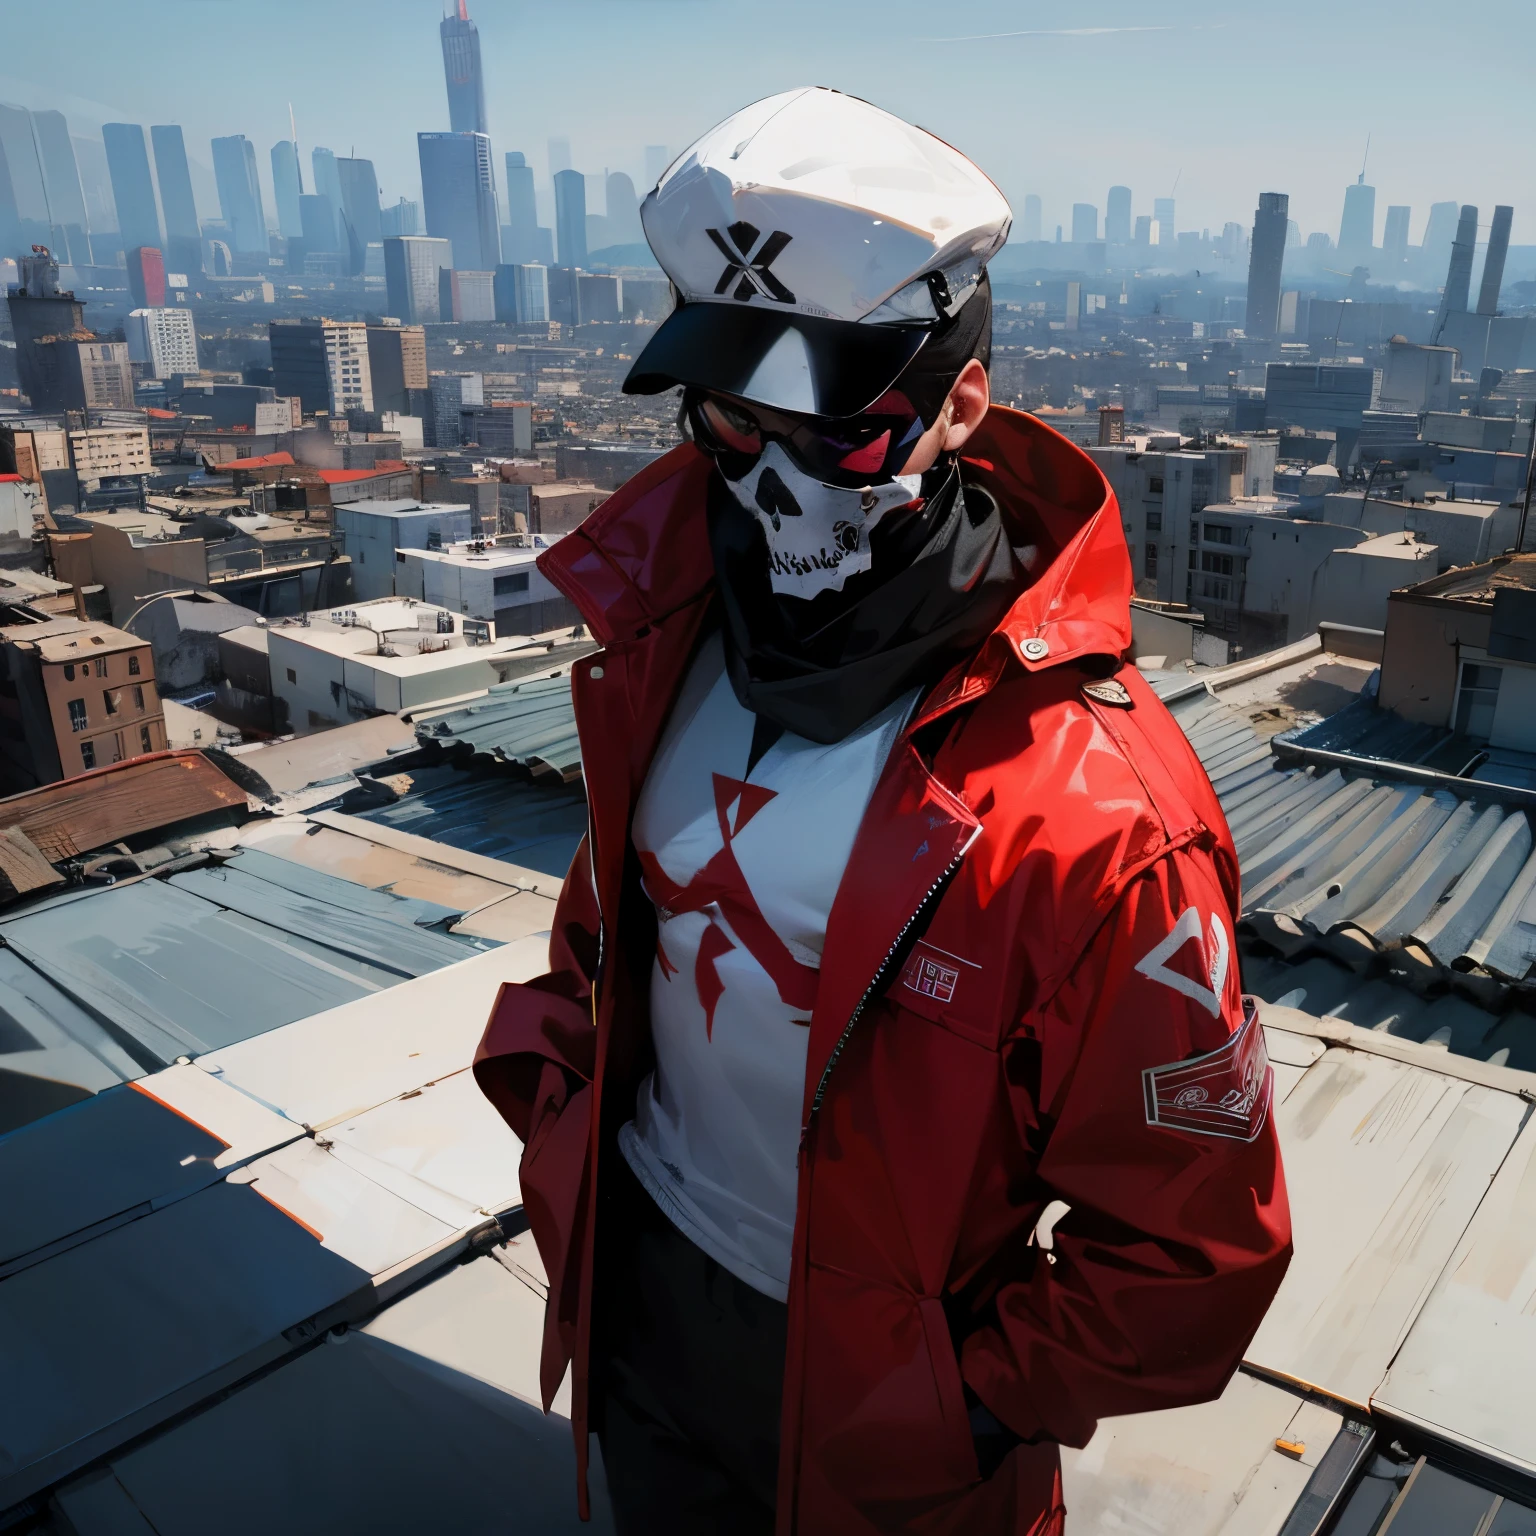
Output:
[719, 442, 923, 598]
[687, 389, 929, 599]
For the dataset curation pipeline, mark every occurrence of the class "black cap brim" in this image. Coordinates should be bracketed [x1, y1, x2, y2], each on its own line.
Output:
[623, 300, 931, 418]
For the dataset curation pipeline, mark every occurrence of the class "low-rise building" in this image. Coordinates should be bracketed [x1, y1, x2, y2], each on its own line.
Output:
[396, 540, 581, 636]
[1186, 500, 1371, 653]
[68, 426, 151, 487]
[1379, 555, 1536, 752]
[459, 402, 533, 457]
[332, 500, 475, 601]
[0, 475, 42, 563]
[531, 481, 607, 538]
[266, 597, 587, 732]
[73, 507, 350, 622]
[0, 617, 166, 790]
[1087, 437, 1261, 605]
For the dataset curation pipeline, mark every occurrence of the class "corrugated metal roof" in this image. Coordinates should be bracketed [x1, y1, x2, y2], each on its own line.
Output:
[415, 673, 583, 782]
[401, 660, 1531, 1061]
[1162, 684, 1536, 1063]
[0, 750, 253, 864]
[0, 846, 504, 1135]
[355, 764, 587, 881]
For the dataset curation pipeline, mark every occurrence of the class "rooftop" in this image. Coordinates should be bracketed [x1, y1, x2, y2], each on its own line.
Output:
[1401, 552, 1536, 604]
[0, 616, 147, 662]
[403, 540, 540, 569]
[333, 499, 472, 519]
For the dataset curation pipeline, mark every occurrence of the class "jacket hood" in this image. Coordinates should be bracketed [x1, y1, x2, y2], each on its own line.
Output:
[538, 405, 1131, 673]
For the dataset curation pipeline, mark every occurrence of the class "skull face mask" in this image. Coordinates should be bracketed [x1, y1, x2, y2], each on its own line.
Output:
[719, 441, 924, 600]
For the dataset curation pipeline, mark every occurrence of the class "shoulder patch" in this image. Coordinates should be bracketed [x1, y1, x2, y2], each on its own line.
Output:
[1143, 998, 1272, 1143]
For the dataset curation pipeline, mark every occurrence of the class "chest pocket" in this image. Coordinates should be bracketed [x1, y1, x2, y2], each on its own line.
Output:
[884, 929, 1010, 1052]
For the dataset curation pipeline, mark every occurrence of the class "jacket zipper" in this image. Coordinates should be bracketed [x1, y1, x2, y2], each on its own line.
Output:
[804, 826, 981, 1131]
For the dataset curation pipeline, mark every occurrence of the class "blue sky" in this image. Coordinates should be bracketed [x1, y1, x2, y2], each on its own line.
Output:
[4, 0, 1531, 247]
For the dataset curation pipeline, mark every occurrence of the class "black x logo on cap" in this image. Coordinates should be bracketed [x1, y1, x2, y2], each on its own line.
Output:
[706, 221, 795, 303]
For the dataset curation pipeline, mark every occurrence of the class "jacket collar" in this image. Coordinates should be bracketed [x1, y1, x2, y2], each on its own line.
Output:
[538, 405, 1131, 672]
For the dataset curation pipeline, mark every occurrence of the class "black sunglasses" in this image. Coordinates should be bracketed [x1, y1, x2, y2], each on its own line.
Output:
[683, 389, 929, 488]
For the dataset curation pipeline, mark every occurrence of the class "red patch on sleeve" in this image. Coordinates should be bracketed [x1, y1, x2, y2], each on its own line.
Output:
[1142, 998, 1272, 1142]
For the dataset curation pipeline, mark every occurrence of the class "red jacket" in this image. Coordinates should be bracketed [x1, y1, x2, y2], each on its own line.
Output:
[474, 407, 1291, 1535]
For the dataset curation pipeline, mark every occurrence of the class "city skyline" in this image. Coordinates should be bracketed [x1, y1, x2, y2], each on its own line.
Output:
[2, 0, 1531, 251]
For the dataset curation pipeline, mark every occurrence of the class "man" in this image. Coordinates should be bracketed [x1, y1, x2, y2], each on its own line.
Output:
[476, 88, 1291, 1535]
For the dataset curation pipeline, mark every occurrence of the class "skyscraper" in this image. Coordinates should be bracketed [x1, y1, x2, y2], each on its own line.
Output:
[1021, 195, 1042, 243]
[102, 123, 162, 254]
[1104, 186, 1131, 246]
[336, 157, 383, 276]
[382, 199, 419, 238]
[418, 132, 498, 271]
[553, 167, 586, 268]
[514, 263, 549, 324]
[211, 135, 266, 258]
[440, 0, 488, 136]
[0, 105, 52, 258]
[384, 234, 451, 323]
[1477, 205, 1513, 316]
[271, 140, 303, 239]
[1338, 177, 1376, 266]
[502, 151, 539, 263]
[150, 125, 202, 275]
[28, 112, 90, 266]
[312, 147, 345, 246]
[297, 194, 339, 261]
[604, 171, 642, 247]
[1433, 204, 1479, 341]
[72, 136, 116, 247]
[1421, 202, 1458, 276]
[1244, 191, 1289, 340]
[1071, 203, 1098, 243]
[1153, 197, 1175, 246]
[1381, 205, 1411, 274]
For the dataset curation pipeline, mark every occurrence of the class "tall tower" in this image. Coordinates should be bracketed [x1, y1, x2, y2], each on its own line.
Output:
[1244, 191, 1289, 340]
[502, 151, 539, 264]
[417, 132, 498, 271]
[211, 135, 267, 258]
[1433, 204, 1479, 342]
[336, 157, 383, 275]
[101, 122, 162, 254]
[1338, 176, 1376, 267]
[271, 140, 304, 240]
[151, 125, 202, 275]
[440, 1, 488, 137]
[30, 111, 92, 267]
[1104, 185, 1132, 246]
[553, 167, 586, 268]
[1381, 205, 1411, 274]
[1477, 205, 1514, 316]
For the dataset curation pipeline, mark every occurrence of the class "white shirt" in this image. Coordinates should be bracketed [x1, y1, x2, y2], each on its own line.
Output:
[619, 633, 916, 1300]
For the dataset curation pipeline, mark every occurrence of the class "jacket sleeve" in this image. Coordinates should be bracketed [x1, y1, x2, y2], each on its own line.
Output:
[961, 840, 1292, 1449]
[473, 834, 601, 1410]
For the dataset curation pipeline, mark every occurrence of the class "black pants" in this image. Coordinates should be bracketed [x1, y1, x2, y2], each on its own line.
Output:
[595, 1154, 786, 1534]
[593, 1156, 1024, 1532]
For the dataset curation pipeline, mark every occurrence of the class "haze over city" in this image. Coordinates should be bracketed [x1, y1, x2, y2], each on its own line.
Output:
[3, 0, 1531, 245]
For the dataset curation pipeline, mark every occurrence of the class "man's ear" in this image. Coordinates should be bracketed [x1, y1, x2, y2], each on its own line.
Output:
[940, 358, 991, 453]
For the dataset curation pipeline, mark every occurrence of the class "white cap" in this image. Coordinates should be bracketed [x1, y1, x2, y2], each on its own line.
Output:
[625, 88, 1011, 416]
